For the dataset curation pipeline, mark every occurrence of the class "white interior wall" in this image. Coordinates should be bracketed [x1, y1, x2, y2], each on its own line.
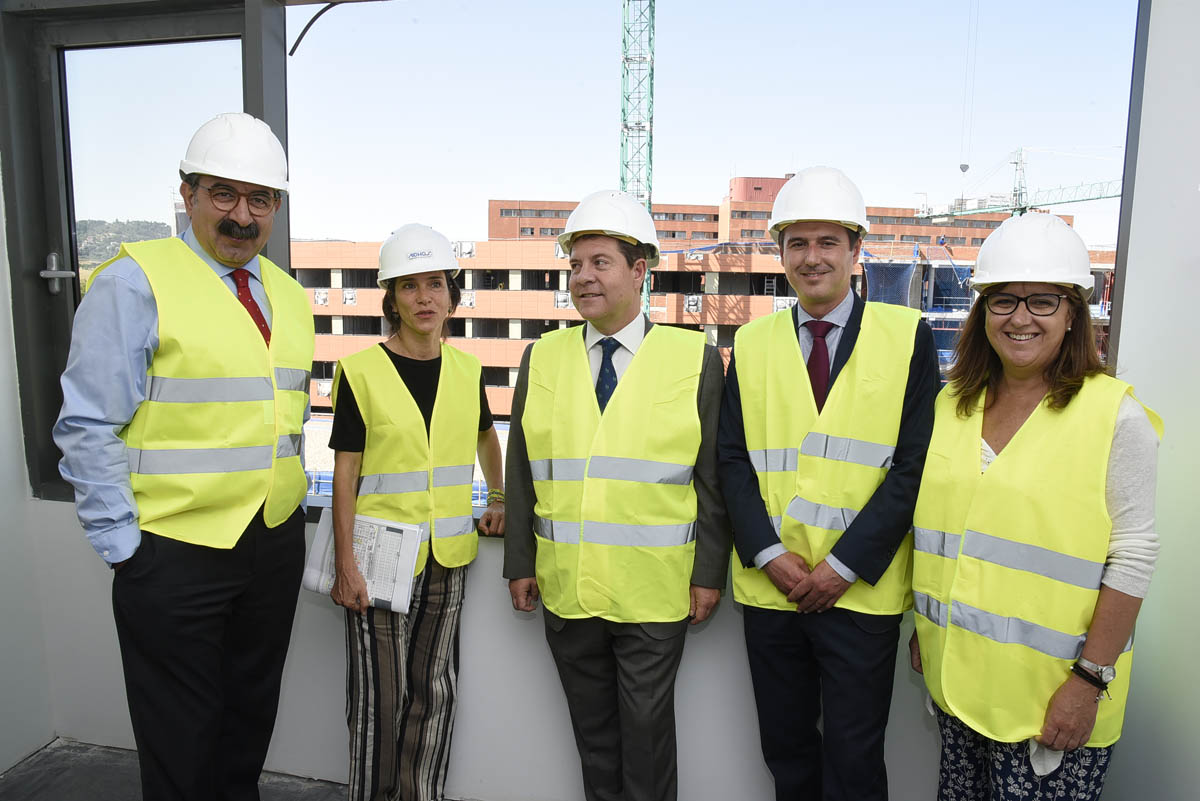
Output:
[1102, 0, 1200, 797]
[0, 156, 55, 773]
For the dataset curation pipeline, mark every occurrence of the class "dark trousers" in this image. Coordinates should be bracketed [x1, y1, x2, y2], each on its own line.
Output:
[743, 606, 900, 801]
[544, 612, 688, 801]
[112, 506, 306, 801]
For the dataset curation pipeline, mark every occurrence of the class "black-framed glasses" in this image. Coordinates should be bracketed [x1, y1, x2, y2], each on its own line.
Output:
[984, 292, 1068, 316]
[196, 183, 278, 217]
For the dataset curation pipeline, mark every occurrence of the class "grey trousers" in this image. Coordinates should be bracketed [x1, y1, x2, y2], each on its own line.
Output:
[544, 611, 688, 801]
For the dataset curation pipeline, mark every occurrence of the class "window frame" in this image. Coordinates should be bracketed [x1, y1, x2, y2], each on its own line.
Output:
[0, 0, 290, 500]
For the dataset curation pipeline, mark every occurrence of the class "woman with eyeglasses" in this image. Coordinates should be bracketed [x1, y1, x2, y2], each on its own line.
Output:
[328, 224, 504, 801]
[907, 213, 1162, 800]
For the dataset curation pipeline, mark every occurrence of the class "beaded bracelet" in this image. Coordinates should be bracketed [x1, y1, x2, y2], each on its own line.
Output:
[486, 488, 505, 504]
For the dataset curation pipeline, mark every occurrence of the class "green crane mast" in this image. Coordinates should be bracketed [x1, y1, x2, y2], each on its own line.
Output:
[620, 0, 655, 312]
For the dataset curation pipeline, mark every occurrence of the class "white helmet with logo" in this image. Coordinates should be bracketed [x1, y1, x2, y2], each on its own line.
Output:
[558, 190, 661, 269]
[179, 112, 289, 191]
[378, 224, 461, 287]
[768, 166, 870, 245]
[972, 213, 1094, 300]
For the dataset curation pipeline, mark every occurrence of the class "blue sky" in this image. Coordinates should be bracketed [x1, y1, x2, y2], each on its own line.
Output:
[65, 0, 1138, 246]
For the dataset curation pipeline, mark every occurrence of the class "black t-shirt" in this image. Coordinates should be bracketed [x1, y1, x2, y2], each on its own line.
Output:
[328, 344, 494, 452]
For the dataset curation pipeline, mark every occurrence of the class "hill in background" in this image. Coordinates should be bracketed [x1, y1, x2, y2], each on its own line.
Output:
[77, 219, 171, 265]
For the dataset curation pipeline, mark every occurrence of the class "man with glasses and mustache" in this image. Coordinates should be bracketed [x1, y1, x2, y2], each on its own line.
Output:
[54, 112, 315, 801]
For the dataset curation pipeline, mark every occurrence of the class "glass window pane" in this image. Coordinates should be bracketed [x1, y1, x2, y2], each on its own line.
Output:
[63, 40, 242, 289]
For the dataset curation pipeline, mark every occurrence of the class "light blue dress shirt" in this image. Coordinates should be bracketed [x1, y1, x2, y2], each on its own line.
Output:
[53, 227, 308, 565]
[753, 289, 858, 583]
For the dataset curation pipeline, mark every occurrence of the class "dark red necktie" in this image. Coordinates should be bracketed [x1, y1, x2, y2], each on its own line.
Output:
[232, 268, 271, 346]
[804, 320, 834, 411]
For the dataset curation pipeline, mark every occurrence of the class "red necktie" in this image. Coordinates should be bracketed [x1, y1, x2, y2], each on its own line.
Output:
[232, 268, 271, 346]
[804, 320, 834, 412]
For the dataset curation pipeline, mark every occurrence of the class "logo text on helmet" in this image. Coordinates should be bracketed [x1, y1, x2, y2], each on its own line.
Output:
[408, 250, 433, 260]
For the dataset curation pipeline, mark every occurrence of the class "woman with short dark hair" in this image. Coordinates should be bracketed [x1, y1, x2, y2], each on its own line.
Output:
[328, 224, 503, 801]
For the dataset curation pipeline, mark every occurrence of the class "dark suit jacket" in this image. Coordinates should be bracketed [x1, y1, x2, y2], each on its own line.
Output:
[503, 317, 731, 591]
[717, 293, 940, 588]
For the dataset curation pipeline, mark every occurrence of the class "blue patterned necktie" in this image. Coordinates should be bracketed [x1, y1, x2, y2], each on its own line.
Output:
[595, 337, 621, 412]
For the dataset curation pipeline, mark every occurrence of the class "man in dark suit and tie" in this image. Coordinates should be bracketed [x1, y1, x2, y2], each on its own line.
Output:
[504, 189, 731, 801]
[718, 167, 940, 801]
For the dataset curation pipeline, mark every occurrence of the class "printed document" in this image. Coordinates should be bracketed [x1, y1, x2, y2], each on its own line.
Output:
[303, 508, 422, 614]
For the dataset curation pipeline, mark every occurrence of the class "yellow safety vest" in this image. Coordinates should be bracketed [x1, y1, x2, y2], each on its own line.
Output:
[523, 324, 705, 623]
[732, 303, 919, 613]
[912, 374, 1163, 745]
[93, 237, 313, 547]
[334, 343, 480, 574]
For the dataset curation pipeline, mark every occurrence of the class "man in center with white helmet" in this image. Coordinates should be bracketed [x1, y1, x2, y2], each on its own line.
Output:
[54, 113, 314, 799]
[718, 167, 940, 800]
[504, 189, 731, 801]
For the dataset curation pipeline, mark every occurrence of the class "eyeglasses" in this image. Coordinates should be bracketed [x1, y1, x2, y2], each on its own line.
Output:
[195, 184, 278, 217]
[984, 292, 1068, 316]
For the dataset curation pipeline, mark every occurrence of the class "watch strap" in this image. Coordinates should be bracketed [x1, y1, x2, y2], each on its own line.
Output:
[1071, 662, 1110, 696]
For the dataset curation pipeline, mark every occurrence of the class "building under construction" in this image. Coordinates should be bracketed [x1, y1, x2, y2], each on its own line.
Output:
[294, 175, 1116, 418]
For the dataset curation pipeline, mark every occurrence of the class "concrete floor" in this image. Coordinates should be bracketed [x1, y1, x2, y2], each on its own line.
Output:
[0, 739, 347, 801]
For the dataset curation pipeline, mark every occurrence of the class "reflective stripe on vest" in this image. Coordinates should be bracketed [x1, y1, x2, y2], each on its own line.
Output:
[911, 374, 1163, 746]
[913, 526, 961, 559]
[915, 591, 1133, 660]
[524, 323, 704, 623]
[146, 375, 273, 403]
[359, 471, 429, 495]
[276, 434, 301, 459]
[274, 367, 311, 393]
[433, 464, 475, 487]
[127, 445, 273, 474]
[732, 303, 920, 614]
[914, 527, 1104, 589]
[534, 516, 696, 547]
[529, 458, 586, 481]
[800, 432, 895, 469]
[102, 237, 313, 547]
[337, 342, 481, 574]
[748, 448, 798, 473]
[785, 495, 858, 532]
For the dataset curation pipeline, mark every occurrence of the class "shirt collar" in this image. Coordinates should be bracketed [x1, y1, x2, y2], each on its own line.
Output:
[585, 313, 647, 356]
[181, 225, 263, 283]
[795, 288, 854, 331]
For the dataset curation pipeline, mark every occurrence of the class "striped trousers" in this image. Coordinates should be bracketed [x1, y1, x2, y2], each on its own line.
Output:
[345, 560, 467, 801]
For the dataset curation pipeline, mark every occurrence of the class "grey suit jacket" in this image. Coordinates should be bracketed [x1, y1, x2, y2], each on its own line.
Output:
[503, 317, 731, 591]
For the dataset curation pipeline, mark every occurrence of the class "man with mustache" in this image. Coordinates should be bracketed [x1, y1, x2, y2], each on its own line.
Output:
[504, 189, 731, 801]
[54, 113, 314, 801]
[717, 167, 939, 800]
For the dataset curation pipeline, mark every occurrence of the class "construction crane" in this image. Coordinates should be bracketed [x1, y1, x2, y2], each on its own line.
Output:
[923, 147, 1121, 220]
[620, 0, 654, 311]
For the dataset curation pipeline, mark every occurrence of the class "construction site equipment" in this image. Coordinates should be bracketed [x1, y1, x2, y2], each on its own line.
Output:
[926, 148, 1121, 219]
[620, 0, 655, 312]
[767, 166, 870, 245]
[973, 213, 1094, 298]
[378, 224, 460, 286]
[179, 112, 288, 191]
[620, 0, 654, 210]
[558, 189, 661, 270]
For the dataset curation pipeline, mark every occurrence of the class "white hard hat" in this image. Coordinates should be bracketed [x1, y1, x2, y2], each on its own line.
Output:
[972, 213, 1094, 300]
[558, 190, 661, 269]
[768, 166, 870, 245]
[179, 112, 289, 191]
[378, 224, 461, 287]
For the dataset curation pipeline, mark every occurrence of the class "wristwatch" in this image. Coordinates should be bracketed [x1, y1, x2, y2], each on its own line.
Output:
[1076, 656, 1117, 684]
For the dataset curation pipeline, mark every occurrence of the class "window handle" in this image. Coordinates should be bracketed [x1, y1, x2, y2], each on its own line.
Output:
[39, 252, 75, 295]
